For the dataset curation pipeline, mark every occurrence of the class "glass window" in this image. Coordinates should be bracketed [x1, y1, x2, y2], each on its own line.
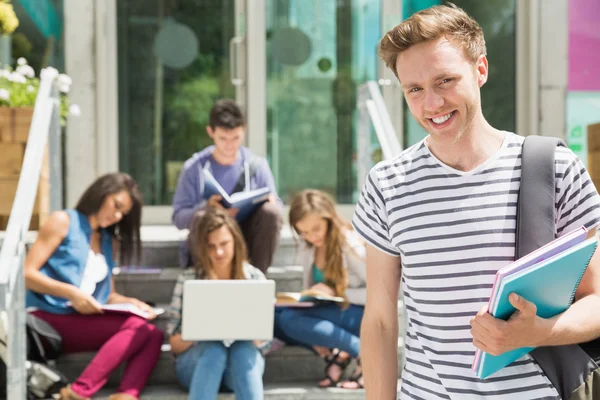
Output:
[403, 0, 516, 146]
[266, 0, 382, 204]
[10, 0, 64, 72]
[117, 0, 236, 205]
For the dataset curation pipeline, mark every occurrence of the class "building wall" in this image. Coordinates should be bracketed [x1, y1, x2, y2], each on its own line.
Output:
[63, 1, 572, 211]
[64, 0, 98, 207]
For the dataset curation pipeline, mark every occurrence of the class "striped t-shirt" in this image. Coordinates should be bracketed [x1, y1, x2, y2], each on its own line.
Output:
[352, 132, 600, 399]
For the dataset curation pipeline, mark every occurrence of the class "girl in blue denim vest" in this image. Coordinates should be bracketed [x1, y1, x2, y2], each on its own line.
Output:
[24, 173, 163, 400]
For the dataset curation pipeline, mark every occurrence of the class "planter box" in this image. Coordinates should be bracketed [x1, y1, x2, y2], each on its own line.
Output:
[0, 107, 35, 143]
[0, 142, 25, 177]
[0, 107, 50, 230]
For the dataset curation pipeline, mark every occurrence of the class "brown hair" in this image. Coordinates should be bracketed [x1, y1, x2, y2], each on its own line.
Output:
[289, 190, 350, 299]
[75, 172, 142, 266]
[190, 208, 247, 280]
[209, 99, 245, 130]
[379, 3, 486, 77]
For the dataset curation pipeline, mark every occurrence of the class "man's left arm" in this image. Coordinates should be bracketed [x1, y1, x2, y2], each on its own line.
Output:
[472, 149, 600, 355]
[536, 227, 600, 346]
[471, 231, 600, 355]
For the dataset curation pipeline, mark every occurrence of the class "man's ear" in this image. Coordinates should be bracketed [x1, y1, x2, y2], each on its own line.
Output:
[206, 126, 214, 139]
[476, 55, 489, 88]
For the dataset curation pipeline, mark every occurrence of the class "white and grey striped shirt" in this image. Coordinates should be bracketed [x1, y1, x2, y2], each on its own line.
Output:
[353, 132, 600, 399]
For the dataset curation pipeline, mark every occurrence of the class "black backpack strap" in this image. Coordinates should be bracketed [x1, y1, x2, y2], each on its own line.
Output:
[515, 135, 566, 259]
[232, 154, 262, 194]
[519, 136, 599, 399]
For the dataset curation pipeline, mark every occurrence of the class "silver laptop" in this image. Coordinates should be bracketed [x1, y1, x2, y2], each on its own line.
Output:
[181, 279, 275, 341]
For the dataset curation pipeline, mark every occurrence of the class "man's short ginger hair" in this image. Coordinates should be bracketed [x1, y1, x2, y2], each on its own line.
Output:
[379, 3, 486, 77]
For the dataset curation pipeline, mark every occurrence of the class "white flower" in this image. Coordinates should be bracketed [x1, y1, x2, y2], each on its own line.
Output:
[0, 89, 9, 101]
[16, 65, 35, 79]
[0, 69, 9, 79]
[8, 72, 26, 84]
[69, 104, 81, 117]
[17, 57, 27, 66]
[56, 74, 72, 93]
[26, 85, 34, 93]
[57, 74, 72, 87]
[57, 83, 70, 93]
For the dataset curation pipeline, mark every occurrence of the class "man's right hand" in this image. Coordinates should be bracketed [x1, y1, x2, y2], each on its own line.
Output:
[68, 287, 103, 315]
[208, 194, 224, 209]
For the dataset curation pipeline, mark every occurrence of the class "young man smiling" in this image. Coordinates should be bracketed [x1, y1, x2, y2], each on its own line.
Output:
[173, 100, 282, 272]
[353, 4, 600, 399]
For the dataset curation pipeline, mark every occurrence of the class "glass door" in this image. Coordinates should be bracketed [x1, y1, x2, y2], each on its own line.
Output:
[265, 0, 384, 204]
[116, 0, 247, 207]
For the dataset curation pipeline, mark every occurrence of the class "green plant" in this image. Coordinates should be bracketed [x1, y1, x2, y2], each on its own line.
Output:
[0, 0, 18, 35]
[0, 58, 79, 125]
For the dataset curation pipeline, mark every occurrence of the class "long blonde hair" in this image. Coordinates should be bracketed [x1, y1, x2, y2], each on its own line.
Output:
[289, 190, 349, 298]
[190, 208, 247, 280]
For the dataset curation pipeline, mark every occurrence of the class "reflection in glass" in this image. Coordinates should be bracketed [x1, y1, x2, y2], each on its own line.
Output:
[266, 0, 382, 204]
[117, 0, 235, 205]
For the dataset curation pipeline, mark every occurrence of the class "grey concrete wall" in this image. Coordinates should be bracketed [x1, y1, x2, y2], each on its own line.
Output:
[64, 0, 97, 207]
[539, 0, 569, 140]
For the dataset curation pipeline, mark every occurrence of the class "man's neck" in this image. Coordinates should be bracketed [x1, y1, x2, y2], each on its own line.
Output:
[211, 149, 239, 166]
[426, 119, 505, 172]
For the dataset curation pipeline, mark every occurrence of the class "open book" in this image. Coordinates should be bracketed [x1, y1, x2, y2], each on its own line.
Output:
[276, 290, 345, 307]
[202, 169, 270, 221]
[101, 303, 165, 320]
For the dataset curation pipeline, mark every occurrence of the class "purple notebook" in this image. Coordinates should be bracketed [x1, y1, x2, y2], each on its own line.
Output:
[471, 225, 588, 372]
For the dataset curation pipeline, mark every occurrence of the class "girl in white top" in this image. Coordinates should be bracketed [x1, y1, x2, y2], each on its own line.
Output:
[276, 189, 366, 389]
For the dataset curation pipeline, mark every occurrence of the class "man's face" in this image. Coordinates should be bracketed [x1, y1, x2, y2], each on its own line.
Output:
[207, 126, 245, 159]
[396, 36, 487, 143]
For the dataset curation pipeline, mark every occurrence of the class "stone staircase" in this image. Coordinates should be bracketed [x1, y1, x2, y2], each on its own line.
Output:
[12, 225, 406, 399]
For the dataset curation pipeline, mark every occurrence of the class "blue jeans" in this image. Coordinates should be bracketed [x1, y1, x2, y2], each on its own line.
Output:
[277, 304, 364, 357]
[175, 341, 264, 400]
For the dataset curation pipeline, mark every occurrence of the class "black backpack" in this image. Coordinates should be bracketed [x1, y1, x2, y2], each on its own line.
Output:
[519, 135, 600, 400]
[0, 313, 69, 399]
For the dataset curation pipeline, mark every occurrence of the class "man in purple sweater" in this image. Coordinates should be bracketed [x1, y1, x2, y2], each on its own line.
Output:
[172, 100, 282, 272]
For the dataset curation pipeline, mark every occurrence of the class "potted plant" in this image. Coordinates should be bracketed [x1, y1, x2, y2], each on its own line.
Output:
[0, 58, 79, 230]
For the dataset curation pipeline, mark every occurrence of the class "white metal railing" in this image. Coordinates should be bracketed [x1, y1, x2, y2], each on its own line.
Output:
[0, 67, 60, 399]
[357, 81, 403, 190]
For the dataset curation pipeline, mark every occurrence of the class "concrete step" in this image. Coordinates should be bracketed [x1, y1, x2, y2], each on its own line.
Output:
[56, 340, 405, 388]
[0, 225, 299, 269]
[114, 265, 304, 306]
[95, 382, 373, 399]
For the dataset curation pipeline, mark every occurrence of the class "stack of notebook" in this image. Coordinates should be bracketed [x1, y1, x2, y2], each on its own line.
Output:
[472, 226, 598, 379]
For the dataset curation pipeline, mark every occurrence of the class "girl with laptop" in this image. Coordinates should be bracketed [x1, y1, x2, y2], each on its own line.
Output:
[166, 208, 268, 400]
[276, 189, 367, 389]
[24, 173, 164, 400]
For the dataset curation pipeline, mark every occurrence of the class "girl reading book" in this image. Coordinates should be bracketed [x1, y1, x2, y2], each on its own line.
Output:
[24, 173, 164, 400]
[277, 189, 367, 389]
[166, 208, 268, 400]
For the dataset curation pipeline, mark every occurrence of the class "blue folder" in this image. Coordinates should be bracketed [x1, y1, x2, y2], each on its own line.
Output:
[477, 237, 598, 379]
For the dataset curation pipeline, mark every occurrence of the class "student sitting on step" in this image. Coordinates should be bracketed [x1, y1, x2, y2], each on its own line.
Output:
[276, 189, 366, 389]
[24, 173, 164, 400]
[166, 208, 268, 400]
[172, 99, 282, 272]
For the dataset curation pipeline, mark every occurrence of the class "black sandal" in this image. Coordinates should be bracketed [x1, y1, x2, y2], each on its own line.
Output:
[339, 357, 364, 389]
[319, 349, 352, 388]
